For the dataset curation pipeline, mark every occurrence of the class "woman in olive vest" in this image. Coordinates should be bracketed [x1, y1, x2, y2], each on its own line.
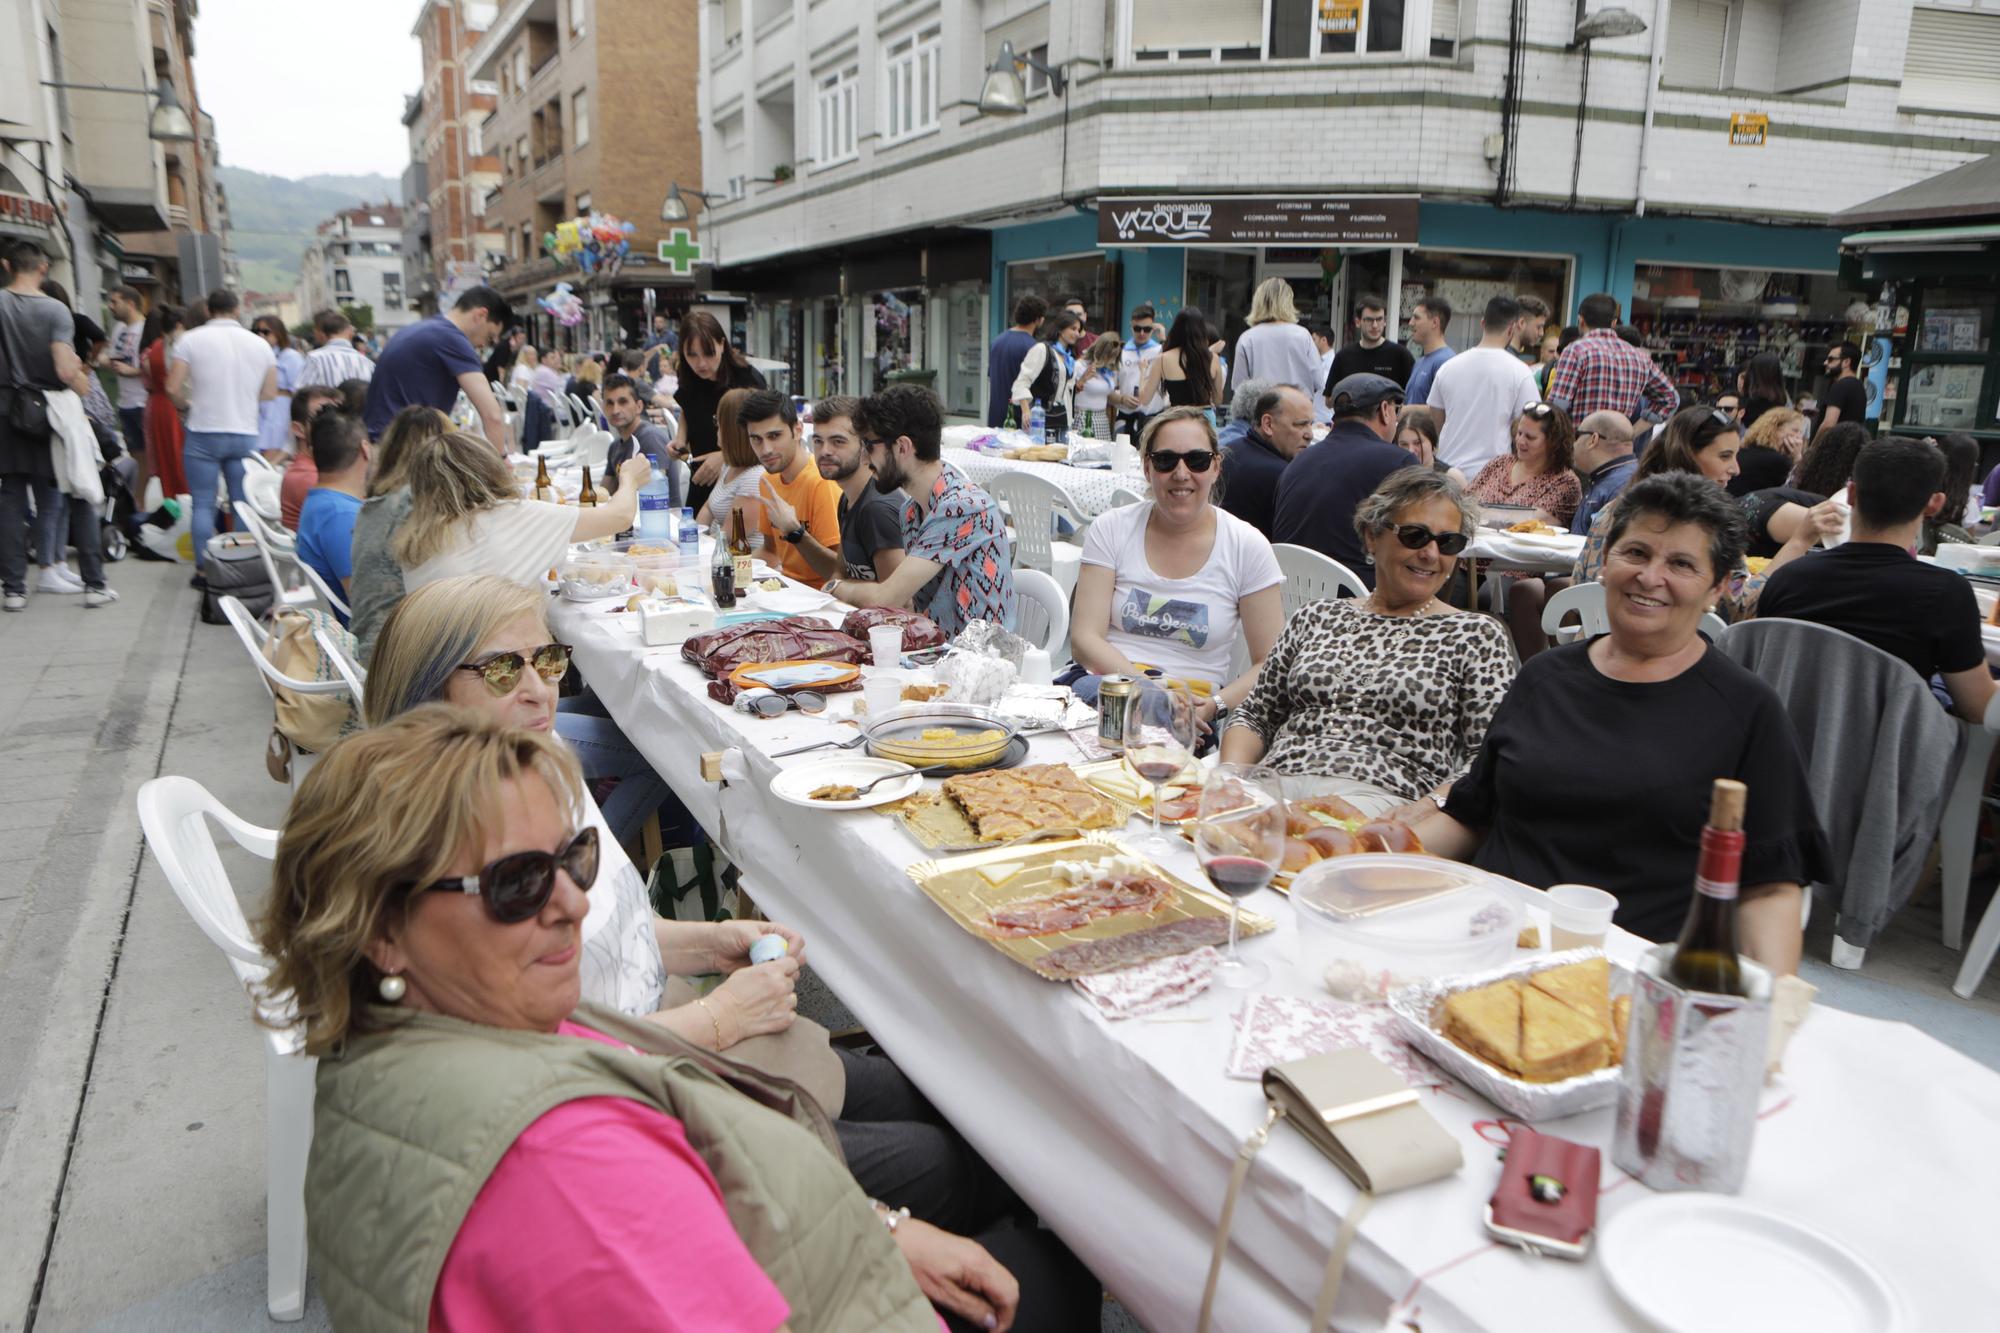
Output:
[256, 709, 1089, 1331]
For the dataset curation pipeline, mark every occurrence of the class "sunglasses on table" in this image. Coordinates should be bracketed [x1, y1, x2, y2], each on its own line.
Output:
[1393, 523, 1469, 556]
[456, 643, 572, 694]
[420, 826, 600, 924]
[1147, 448, 1216, 474]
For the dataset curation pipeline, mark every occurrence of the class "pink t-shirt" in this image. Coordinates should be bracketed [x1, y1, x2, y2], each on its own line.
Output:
[430, 1022, 791, 1333]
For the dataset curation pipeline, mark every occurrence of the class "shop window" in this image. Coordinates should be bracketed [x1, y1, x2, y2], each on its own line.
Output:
[1346, 250, 1569, 357]
[867, 289, 925, 393]
[1133, 0, 1262, 61]
[1663, 0, 1729, 88]
[1902, 6, 2000, 114]
[1903, 288, 1996, 431]
[1629, 264, 1862, 400]
[883, 24, 941, 143]
[1003, 253, 1120, 343]
[815, 64, 859, 166]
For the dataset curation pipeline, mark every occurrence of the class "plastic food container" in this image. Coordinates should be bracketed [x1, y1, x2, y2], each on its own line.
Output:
[558, 550, 635, 600]
[865, 703, 1016, 770]
[1290, 855, 1523, 1001]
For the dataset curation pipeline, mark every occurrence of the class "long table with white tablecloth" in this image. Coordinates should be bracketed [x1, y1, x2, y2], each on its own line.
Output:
[550, 580, 2000, 1332]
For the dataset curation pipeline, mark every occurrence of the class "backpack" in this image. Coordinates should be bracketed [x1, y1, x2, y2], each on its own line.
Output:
[199, 532, 272, 623]
[263, 605, 360, 759]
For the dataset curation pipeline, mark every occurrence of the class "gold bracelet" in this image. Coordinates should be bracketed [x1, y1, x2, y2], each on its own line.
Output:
[695, 996, 724, 1050]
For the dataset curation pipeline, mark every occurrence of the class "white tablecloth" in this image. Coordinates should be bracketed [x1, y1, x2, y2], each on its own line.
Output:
[944, 444, 1144, 520]
[551, 587, 2000, 1332]
[1467, 529, 1586, 576]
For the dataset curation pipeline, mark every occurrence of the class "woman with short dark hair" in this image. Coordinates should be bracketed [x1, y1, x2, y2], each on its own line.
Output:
[1415, 472, 1827, 969]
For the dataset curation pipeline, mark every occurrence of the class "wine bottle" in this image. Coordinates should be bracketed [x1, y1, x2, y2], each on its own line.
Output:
[533, 455, 554, 503]
[577, 464, 598, 508]
[1668, 778, 1747, 996]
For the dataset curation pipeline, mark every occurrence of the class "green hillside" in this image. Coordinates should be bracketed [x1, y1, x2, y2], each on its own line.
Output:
[218, 166, 399, 295]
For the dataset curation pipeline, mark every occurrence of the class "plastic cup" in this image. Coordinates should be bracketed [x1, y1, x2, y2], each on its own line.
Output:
[868, 625, 903, 668]
[1545, 884, 1618, 951]
[1020, 647, 1054, 687]
[863, 672, 904, 716]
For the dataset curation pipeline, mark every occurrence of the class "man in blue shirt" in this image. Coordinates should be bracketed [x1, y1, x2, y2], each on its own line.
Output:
[1569, 410, 1637, 536]
[1272, 373, 1411, 588]
[362, 285, 511, 446]
[986, 295, 1046, 427]
[1403, 295, 1455, 405]
[293, 410, 369, 622]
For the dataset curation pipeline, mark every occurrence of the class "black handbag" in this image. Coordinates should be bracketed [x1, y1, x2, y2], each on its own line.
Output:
[1, 385, 49, 441]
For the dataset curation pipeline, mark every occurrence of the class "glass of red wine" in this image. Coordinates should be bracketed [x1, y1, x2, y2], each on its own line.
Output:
[1122, 680, 1199, 855]
[1194, 763, 1284, 989]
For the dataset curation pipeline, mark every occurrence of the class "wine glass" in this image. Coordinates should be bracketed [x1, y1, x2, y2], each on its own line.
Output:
[1194, 763, 1285, 989]
[1123, 680, 1198, 855]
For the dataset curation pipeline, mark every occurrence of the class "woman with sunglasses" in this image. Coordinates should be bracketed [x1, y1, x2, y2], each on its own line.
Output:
[1221, 468, 1516, 816]
[251, 319, 304, 461]
[363, 577, 1070, 1264]
[1068, 407, 1284, 737]
[260, 708, 1095, 1332]
[1411, 473, 1823, 968]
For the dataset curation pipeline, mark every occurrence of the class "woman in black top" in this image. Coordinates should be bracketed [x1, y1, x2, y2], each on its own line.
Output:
[1143, 307, 1223, 409]
[1725, 406, 1805, 497]
[1414, 473, 1826, 969]
[1737, 351, 1789, 431]
[1790, 420, 1869, 496]
[1922, 432, 1980, 555]
[672, 310, 766, 512]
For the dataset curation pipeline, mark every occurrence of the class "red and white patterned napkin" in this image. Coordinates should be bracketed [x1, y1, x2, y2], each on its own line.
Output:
[1225, 993, 1447, 1088]
[1072, 947, 1220, 1019]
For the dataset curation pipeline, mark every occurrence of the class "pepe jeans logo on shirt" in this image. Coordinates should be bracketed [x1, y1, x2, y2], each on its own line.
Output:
[1108, 202, 1213, 242]
[1118, 590, 1210, 649]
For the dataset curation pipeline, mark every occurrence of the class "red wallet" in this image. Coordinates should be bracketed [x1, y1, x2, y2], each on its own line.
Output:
[1483, 1127, 1600, 1260]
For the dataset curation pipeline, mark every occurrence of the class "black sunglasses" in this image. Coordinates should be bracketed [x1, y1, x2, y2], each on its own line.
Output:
[457, 643, 572, 694]
[1394, 523, 1469, 556]
[1147, 448, 1216, 474]
[422, 826, 600, 924]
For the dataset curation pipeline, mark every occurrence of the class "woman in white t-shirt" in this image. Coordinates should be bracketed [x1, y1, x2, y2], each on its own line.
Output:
[393, 429, 650, 591]
[1071, 406, 1285, 738]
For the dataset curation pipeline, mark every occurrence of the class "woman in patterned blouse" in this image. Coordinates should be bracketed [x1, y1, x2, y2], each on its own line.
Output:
[1469, 403, 1583, 660]
[1220, 468, 1518, 817]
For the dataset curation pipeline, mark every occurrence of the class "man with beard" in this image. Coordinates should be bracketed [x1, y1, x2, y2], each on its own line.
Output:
[828, 384, 1016, 635]
[809, 393, 904, 582]
[598, 373, 677, 503]
[736, 389, 841, 589]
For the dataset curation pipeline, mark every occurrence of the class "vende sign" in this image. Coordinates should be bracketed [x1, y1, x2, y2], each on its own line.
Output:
[0, 192, 58, 229]
[1097, 195, 1419, 247]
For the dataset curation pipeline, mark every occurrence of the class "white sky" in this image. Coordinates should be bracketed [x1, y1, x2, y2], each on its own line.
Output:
[193, 0, 419, 178]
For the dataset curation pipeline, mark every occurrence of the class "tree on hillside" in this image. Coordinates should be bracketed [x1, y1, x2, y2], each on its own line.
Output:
[340, 303, 375, 334]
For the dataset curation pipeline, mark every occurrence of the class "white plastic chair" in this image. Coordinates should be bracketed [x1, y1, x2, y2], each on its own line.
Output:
[135, 776, 312, 1322]
[241, 466, 285, 525]
[575, 427, 613, 473]
[219, 595, 356, 795]
[236, 506, 315, 610]
[1012, 567, 1071, 659]
[297, 559, 350, 621]
[984, 472, 1076, 576]
[1543, 580, 1727, 644]
[1270, 542, 1368, 618]
[241, 450, 281, 476]
[1947, 689, 2000, 998]
[1106, 486, 1147, 510]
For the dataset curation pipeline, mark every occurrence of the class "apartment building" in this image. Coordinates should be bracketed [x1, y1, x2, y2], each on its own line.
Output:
[408, 0, 504, 309]
[109, 0, 228, 304]
[297, 205, 419, 337]
[699, 0, 2000, 419]
[468, 0, 705, 350]
[401, 92, 436, 313]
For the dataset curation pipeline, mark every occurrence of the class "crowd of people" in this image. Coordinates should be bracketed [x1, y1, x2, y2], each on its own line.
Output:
[16, 242, 1999, 1329]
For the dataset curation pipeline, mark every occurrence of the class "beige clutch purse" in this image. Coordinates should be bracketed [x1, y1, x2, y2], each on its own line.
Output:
[1198, 1048, 1462, 1333]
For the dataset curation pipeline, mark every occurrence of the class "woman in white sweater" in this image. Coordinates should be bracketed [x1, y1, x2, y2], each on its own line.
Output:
[1228, 277, 1323, 401]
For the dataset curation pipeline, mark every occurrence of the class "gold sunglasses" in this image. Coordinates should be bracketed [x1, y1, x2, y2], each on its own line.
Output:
[456, 643, 572, 694]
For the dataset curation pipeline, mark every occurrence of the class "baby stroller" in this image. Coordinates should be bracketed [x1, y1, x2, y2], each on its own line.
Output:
[99, 458, 134, 562]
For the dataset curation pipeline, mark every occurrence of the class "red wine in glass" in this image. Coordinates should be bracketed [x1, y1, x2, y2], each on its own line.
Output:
[1131, 757, 1183, 784]
[1202, 854, 1275, 899]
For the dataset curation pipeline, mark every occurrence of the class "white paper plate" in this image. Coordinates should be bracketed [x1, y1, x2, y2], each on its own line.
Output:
[769, 756, 922, 810]
[1601, 1194, 1906, 1333]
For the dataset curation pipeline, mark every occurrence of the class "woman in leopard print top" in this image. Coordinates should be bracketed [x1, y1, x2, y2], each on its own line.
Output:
[1222, 468, 1517, 812]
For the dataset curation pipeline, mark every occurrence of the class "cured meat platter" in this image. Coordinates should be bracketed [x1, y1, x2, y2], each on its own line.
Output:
[906, 832, 1273, 980]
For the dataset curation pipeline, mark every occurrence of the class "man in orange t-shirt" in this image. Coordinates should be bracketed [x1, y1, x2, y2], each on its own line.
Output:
[739, 388, 842, 589]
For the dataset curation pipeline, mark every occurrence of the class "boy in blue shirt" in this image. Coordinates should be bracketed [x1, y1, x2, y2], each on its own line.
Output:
[293, 410, 370, 622]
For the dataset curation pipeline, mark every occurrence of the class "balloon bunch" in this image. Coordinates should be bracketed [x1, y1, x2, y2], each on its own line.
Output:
[538, 282, 586, 326]
[543, 213, 635, 278]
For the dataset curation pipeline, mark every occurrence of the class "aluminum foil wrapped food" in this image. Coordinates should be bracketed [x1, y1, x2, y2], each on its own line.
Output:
[1387, 949, 1635, 1122]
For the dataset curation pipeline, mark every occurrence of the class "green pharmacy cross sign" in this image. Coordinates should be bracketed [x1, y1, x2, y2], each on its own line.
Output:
[658, 229, 703, 275]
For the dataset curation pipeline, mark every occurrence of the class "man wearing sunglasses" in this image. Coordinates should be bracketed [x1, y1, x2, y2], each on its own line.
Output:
[1814, 340, 1867, 442]
[1569, 410, 1638, 536]
[1271, 373, 1412, 586]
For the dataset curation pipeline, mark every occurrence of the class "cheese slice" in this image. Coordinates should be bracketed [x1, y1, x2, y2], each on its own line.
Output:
[976, 861, 1024, 887]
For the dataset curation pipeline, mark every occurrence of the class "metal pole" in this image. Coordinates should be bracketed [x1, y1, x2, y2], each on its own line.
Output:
[1634, 0, 1670, 217]
[1387, 247, 1405, 338]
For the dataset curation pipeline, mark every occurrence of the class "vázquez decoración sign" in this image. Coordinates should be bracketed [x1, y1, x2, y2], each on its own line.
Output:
[1096, 196, 1419, 248]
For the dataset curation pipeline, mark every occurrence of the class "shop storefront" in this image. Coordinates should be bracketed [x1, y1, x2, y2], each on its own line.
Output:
[1629, 264, 1865, 404]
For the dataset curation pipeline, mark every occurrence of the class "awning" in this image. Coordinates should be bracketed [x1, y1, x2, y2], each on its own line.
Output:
[1840, 223, 2000, 250]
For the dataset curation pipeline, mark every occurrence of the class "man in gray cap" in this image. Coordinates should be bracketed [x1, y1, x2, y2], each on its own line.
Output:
[1272, 372, 1411, 586]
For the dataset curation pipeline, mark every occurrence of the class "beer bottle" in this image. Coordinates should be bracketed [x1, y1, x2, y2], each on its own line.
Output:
[577, 464, 598, 507]
[533, 455, 554, 503]
[728, 504, 754, 587]
[1667, 779, 1748, 996]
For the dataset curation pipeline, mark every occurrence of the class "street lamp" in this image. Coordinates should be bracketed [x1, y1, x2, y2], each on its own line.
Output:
[659, 182, 716, 223]
[1570, 3, 1648, 46]
[40, 78, 196, 142]
[977, 41, 1067, 115]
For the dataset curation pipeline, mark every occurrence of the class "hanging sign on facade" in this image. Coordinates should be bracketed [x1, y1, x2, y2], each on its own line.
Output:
[658, 228, 705, 275]
[1317, 0, 1362, 35]
[1097, 195, 1419, 247]
[1729, 113, 1768, 146]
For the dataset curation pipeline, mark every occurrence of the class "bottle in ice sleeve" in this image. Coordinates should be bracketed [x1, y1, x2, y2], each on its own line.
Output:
[1667, 778, 1748, 997]
[637, 463, 675, 539]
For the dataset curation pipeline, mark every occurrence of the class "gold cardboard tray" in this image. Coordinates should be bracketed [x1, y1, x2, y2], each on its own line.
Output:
[1075, 757, 1209, 825]
[881, 769, 1137, 850]
[906, 832, 1272, 980]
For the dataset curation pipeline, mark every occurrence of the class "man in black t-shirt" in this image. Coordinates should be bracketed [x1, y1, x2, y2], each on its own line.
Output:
[810, 394, 905, 582]
[1324, 293, 1414, 402]
[1813, 340, 1869, 441]
[1757, 436, 1994, 721]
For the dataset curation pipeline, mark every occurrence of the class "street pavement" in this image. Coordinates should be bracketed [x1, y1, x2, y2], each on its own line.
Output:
[1, 553, 1994, 1332]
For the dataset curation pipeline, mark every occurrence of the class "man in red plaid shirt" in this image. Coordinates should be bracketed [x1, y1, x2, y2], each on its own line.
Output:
[1547, 293, 1680, 425]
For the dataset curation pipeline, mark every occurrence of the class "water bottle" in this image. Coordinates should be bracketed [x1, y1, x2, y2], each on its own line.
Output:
[1029, 400, 1046, 446]
[675, 506, 700, 567]
[636, 463, 674, 540]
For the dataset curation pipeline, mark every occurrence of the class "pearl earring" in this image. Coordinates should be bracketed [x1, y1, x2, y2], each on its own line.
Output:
[378, 973, 407, 1003]
[1365, 552, 1375, 565]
